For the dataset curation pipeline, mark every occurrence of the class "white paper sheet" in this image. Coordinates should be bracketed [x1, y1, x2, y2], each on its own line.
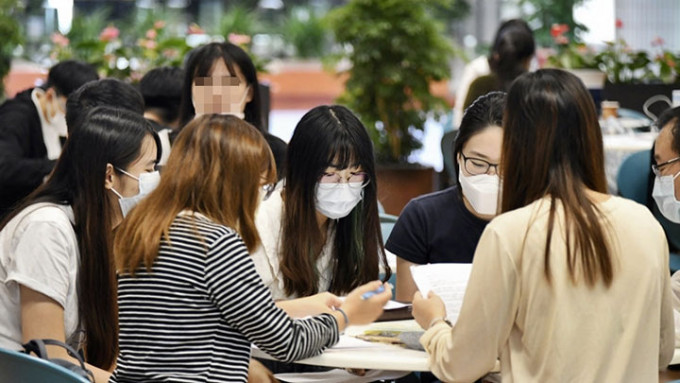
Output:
[410, 263, 473, 324]
[275, 368, 409, 383]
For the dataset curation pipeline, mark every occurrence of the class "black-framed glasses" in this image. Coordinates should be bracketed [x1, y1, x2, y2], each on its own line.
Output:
[460, 152, 499, 176]
[652, 157, 680, 176]
[319, 171, 370, 188]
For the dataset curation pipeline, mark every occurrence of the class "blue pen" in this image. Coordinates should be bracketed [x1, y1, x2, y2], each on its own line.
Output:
[361, 285, 385, 300]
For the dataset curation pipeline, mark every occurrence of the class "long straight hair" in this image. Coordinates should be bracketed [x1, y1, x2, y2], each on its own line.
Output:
[115, 114, 276, 274]
[0, 106, 158, 369]
[177, 42, 263, 131]
[280, 105, 390, 297]
[501, 69, 613, 287]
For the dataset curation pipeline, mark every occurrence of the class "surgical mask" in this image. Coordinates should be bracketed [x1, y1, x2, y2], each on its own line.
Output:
[652, 170, 680, 223]
[48, 110, 68, 137]
[111, 169, 161, 217]
[315, 182, 364, 219]
[458, 164, 500, 216]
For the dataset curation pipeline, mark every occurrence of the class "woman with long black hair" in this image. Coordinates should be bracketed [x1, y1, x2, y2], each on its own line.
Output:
[0, 106, 160, 382]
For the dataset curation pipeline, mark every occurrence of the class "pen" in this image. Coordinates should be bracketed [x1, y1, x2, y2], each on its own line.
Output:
[361, 285, 385, 300]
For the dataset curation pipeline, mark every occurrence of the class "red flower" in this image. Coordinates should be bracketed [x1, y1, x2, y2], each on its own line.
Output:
[550, 23, 569, 38]
[51, 33, 69, 47]
[153, 20, 165, 29]
[146, 29, 157, 40]
[99, 26, 120, 42]
[187, 23, 205, 35]
[228, 33, 251, 46]
[615, 19, 623, 29]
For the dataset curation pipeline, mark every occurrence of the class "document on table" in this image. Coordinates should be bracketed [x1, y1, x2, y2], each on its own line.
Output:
[410, 263, 473, 324]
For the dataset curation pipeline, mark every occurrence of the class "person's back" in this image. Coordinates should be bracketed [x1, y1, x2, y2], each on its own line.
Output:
[480, 196, 672, 382]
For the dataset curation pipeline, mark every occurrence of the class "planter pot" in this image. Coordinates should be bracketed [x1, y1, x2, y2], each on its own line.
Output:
[376, 164, 435, 215]
[602, 82, 679, 117]
[569, 69, 606, 89]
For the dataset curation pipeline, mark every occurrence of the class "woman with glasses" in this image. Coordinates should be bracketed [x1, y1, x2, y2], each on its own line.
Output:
[387, 92, 505, 303]
[253, 104, 390, 304]
[412, 69, 674, 382]
[111, 114, 391, 383]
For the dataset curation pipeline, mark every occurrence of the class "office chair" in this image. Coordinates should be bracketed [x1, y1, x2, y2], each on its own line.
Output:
[617, 150, 680, 273]
[0, 347, 90, 383]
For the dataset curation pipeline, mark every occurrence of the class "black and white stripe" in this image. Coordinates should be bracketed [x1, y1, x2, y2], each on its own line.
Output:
[111, 214, 339, 383]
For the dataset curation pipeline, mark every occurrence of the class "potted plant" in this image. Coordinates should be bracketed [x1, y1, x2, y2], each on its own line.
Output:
[596, 20, 680, 116]
[327, 0, 456, 214]
[545, 23, 605, 89]
[0, 0, 22, 100]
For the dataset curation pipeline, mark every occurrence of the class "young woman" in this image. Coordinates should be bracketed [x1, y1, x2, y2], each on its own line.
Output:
[412, 69, 674, 382]
[387, 92, 505, 302]
[177, 42, 287, 178]
[111, 114, 391, 383]
[253, 105, 390, 301]
[0, 106, 160, 383]
[462, 19, 534, 110]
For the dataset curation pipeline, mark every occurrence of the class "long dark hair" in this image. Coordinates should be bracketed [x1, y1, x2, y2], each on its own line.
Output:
[177, 42, 263, 130]
[281, 105, 390, 297]
[453, 91, 506, 192]
[1, 106, 159, 369]
[501, 69, 611, 287]
[488, 19, 535, 91]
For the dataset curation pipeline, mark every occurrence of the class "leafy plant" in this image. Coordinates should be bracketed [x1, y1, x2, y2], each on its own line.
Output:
[518, 0, 588, 47]
[0, 0, 23, 98]
[328, 0, 456, 164]
[546, 23, 598, 69]
[283, 6, 328, 59]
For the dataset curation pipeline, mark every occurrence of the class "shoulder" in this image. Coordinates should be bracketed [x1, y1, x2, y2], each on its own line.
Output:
[0, 89, 38, 119]
[402, 186, 460, 217]
[12, 203, 74, 229]
[170, 213, 241, 247]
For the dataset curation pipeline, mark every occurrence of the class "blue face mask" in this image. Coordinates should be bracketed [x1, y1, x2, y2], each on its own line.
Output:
[111, 169, 161, 217]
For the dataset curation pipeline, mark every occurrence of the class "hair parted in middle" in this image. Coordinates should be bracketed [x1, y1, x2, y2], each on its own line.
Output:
[280, 104, 390, 297]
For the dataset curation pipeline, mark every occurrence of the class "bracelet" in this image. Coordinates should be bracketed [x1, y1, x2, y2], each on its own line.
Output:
[335, 307, 349, 327]
[428, 317, 452, 330]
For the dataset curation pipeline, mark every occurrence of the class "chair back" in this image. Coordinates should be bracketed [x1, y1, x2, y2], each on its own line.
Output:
[0, 348, 90, 383]
[379, 213, 399, 243]
[440, 130, 458, 183]
[616, 150, 651, 204]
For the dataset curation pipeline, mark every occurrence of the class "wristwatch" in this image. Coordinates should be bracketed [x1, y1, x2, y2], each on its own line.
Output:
[428, 317, 452, 330]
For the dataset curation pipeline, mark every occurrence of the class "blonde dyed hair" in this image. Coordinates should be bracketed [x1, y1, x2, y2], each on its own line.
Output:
[115, 114, 276, 274]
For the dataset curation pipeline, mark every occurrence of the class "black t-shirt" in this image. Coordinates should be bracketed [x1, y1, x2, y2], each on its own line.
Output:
[385, 185, 489, 264]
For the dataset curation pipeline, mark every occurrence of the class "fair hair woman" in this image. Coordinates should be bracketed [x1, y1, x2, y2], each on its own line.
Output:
[0, 107, 160, 383]
[412, 69, 674, 382]
[111, 114, 391, 382]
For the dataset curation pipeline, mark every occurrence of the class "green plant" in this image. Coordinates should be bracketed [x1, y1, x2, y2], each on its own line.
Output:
[283, 6, 328, 59]
[328, 0, 456, 164]
[594, 21, 679, 84]
[519, 0, 587, 47]
[546, 23, 598, 69]
[0, 0, 23, 98]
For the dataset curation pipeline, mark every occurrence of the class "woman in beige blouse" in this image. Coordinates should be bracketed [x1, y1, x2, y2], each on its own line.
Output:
[412, 69, 675, 382]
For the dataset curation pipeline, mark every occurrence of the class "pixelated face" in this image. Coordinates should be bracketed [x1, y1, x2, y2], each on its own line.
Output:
[191, 59, 252, 116]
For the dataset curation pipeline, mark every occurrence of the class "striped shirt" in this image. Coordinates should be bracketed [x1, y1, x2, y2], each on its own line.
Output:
[111, 212, 339, 383]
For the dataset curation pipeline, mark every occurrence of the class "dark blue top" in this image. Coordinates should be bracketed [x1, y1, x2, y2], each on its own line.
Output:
[385, 185, 489, 264]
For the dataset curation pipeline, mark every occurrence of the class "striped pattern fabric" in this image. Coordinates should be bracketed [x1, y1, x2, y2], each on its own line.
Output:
[111, 213, 339, 383]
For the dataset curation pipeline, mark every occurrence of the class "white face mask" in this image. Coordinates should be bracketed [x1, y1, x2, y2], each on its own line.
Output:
[652, 170, 680, 223]
[111, 169, 161, 217]
[48, 110, 68, 137]
[315, 182, 364, 219]
[458, 164, 500, 216]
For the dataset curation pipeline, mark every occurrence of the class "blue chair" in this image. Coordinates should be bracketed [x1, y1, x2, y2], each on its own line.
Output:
[440, 130, 458, 183]
[616, 150, 680, 273]
[379, 213, 399, 298]
[0, 347, 90, 383]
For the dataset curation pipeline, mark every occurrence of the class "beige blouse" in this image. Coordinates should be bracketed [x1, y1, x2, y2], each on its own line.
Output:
[421, 196, 675, 382]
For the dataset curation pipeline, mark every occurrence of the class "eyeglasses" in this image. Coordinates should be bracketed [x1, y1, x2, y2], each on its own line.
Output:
[319, 171, 369, 187]
[460, 152, 500, 176]
[652, 157, 680, 176]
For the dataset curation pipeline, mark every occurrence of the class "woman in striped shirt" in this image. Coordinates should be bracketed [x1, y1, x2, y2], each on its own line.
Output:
[111, 114, 391, 382]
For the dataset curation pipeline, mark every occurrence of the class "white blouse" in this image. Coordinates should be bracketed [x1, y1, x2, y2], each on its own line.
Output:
[252, 189, 335, 300]
[0, 203, 81, 350]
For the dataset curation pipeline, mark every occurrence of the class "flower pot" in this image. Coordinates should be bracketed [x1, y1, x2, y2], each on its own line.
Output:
[376, 164, 435, 215]
[569, 69, 606, 89]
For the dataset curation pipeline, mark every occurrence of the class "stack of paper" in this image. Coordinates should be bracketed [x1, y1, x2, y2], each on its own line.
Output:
[410, 263, 473, 324]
